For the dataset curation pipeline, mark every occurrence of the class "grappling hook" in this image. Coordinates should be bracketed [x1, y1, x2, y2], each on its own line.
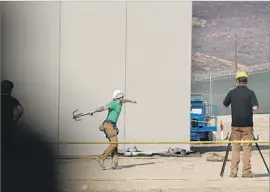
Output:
[72, 109, 90, 121]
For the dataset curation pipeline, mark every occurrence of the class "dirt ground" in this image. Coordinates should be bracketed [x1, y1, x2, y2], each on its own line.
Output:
[58, 149, 269, 192]
[58, 115, 269, 192]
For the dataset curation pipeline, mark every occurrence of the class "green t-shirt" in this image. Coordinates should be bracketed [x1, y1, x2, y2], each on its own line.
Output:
[106, 100, 122, 124]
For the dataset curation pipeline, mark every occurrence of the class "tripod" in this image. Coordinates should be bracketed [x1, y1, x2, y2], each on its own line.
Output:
[220, 134, 270, 177]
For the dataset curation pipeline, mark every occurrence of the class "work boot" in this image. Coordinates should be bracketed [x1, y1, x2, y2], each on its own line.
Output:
[111, 162, 119, 169]
[96, 157, 106, 170]
[242, 171, 254, 178]
[229, 172, 238, 178]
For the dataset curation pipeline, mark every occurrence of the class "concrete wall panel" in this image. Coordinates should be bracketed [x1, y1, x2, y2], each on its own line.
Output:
[1, 1, 192, 156]
[125, 2, 192, 151]
[59, 2, 126, 155]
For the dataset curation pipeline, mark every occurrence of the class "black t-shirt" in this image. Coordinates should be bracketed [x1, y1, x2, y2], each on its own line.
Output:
[223, 86, 259, 127]
[1, 94, 21, 128]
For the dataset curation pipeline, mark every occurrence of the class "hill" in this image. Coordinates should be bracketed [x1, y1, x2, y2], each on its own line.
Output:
[192, 2, 270, 74]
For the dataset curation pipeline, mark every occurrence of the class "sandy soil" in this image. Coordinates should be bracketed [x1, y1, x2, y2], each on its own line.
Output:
[57, 114, 269, 192]
[58, 150, 269, 192]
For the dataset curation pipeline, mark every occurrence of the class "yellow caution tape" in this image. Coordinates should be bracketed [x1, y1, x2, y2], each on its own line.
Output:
[53, 140, 270, 145]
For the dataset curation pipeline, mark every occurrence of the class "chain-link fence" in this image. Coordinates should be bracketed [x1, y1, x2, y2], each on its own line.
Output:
[192, 71, 270, 115]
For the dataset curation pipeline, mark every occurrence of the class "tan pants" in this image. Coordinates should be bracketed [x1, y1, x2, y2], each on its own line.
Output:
[230, 127, 254, 174]
[99, 122, 119, 164]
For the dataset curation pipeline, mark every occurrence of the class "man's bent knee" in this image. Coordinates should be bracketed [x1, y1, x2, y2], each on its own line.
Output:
[110, 143, 118, 149]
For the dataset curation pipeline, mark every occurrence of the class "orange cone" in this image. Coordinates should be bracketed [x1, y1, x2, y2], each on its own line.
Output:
[220, 120, 224, 140]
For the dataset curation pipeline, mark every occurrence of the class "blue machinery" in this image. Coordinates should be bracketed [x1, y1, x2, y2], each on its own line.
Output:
[190, 97, 218, 141]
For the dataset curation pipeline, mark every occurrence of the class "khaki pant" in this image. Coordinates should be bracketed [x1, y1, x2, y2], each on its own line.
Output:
[99, 122, 119, 164]
[230, 127, 254, 174]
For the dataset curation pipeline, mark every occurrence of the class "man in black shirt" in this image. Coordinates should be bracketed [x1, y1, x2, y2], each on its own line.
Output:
[223, 72, 259, 178]
[1, 80, 24, 130]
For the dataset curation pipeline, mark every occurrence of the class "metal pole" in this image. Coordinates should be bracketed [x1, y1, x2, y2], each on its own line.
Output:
[209, 74, 213, 105]
[220, 142, 231, 177]
[252, 134, 270, 174]
[234, 34, 238, 72]
[209, 74, 213, 116]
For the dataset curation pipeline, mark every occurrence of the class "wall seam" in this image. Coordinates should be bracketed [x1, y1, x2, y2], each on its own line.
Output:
[57, 1, 62, 156]
[123, 1, 128, 149]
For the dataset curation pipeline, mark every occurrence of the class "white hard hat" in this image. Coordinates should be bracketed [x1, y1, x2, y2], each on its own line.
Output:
[113, 89, 124, 99]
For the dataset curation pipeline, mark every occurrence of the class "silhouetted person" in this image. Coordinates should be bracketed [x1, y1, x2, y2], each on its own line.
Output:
[2, 80, 59, 192]
[1, 80, 24, 129]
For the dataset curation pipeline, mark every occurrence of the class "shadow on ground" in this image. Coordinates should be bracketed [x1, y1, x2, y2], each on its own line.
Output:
[253, 173, 270, 178]
[191, 145, 270, 154]
[117, 162, 156, 169]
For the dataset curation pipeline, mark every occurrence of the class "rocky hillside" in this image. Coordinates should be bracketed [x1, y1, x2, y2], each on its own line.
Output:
[192, 2, 270, 74]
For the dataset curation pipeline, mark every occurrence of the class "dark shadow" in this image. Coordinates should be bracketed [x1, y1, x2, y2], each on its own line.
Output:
[2, 122, 60, 192]
[191, 145, 270, 154]
[116, 162, 156, 169]
[58, 160, 83, 164]
[253, 173, 270, 178]
[1, 81, 60, 192]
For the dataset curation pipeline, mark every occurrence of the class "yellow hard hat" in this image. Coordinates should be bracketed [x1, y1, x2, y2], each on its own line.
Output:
[235, 71, 248, 80]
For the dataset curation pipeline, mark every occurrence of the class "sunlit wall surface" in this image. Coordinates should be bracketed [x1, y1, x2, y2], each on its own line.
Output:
[1, 1, 192, 155]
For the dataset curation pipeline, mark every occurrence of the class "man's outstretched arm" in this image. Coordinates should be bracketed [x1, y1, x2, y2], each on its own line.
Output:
[121, 98, 137, 104]
[89, 105, 109, 115]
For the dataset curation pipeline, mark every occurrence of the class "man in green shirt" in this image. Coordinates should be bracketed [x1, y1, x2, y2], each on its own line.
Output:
[89, 89, 137, 169]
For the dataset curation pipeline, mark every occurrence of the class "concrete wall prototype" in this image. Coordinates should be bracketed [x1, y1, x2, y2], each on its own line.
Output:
[125, 2, 191, 152]
[1, 1, 192, 155]
[59, 2, 127, 155]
